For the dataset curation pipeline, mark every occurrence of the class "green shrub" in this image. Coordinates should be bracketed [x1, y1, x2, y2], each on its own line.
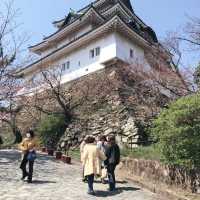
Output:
[121, 146, 161, 161]
[151, 93, 200, 168]
[37, 114, 66, 149]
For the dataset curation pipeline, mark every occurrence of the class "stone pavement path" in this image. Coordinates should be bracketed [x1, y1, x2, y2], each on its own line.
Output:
[0, 150, 163, 200]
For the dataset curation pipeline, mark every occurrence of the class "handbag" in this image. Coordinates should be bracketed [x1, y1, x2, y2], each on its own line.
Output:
[101, 167, 107, 179]
[27, 151, 37, 161]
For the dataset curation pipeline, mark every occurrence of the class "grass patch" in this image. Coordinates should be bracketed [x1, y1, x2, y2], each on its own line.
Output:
[68, 149, 81, 160]
[121, 145, 161, 161]
[68, 146, 161, 162]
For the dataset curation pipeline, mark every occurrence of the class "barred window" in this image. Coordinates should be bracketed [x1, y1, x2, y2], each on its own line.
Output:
[89, 49, 95, 58]
[95, 47, 101, 56]
[62, 61, 70, 71]
[130, 49, 134, 58]
[66, 61, 70, 69]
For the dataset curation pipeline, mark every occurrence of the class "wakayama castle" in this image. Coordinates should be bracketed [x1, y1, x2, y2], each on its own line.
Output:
[20, 0, 161, 88]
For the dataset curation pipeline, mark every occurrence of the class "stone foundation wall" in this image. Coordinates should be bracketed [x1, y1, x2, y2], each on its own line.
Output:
[16, 66, 171, 147]
[121, 158, 200, 193]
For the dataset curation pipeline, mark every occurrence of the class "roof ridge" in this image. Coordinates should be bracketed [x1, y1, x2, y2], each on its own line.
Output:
[29, 5, 105, 51]
[52, 0, 101, 25]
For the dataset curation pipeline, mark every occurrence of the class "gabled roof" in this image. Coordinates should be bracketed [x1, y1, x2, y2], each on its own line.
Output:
[59, 5, 105, 31]
[53, 0, 134, 28]
[52, 0, 102, 28]
[29, 6, 105, 54]
[62, 12, 82, 27]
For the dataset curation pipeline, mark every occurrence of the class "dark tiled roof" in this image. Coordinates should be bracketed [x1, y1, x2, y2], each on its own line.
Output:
[121, 0, 134, 12]
[30, 6, 105, 50]
[53, 0, 134, 27]
[44, 5, 103, 41]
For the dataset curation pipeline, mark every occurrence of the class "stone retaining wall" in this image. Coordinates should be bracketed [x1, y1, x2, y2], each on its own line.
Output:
[121, 158, 200, 193]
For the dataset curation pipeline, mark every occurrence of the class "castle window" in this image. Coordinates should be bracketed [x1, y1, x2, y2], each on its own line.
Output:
[130, 49, 134, 58]
[62, 61, 70, 71]
[95, 47, 101, 56]
[89, 49, 95, 58]
[66, 61, 70, 69]
[62, 63, 66, 71]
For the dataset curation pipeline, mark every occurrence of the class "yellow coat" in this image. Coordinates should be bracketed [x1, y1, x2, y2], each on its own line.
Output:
[83, 144, 106, 177]
[19, 138, 37, 153]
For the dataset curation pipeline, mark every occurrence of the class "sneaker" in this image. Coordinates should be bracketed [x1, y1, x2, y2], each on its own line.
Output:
[108, 187, 116, 192]
[21, 173, 28, 180]
[87, 190, 95, 195]
[82, 178, 87, 183]
[27, 179, 32, 183]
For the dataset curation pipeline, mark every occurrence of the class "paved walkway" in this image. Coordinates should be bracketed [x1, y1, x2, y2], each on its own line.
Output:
[0, 150, 163, 200]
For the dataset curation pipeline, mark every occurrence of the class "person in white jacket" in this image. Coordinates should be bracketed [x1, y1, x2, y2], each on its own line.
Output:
[97, 135, 107, 183]
[80, 135, 88, 182]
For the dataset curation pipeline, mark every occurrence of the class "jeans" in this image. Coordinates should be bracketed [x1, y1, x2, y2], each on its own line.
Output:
[20, 153, 34, 182]
[87, 174, 94, 192]
[107, 164, 116, 191]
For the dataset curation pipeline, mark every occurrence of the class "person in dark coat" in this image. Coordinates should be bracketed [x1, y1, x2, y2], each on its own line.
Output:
[0, 135, 3, 145]
[104, 135, 120, 191]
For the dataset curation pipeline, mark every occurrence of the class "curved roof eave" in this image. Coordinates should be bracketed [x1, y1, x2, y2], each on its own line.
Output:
[29, 6, 105, 53]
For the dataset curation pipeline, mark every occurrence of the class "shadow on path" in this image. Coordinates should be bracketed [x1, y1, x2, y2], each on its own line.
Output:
[31, 180, 57, 184]
[94, 186, 140, 197]
[118, 186, 140, 191]
[94, 180, 128, 184]
[116, 180, 128, 184]
[95, 190, 121, 197]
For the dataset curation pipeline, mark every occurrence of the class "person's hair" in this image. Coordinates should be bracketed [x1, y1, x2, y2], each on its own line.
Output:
[83, 135, 89, 142]
[100, 135, 107, 142]
[108, 134, 116, 144]
[27, 129, 35, 138]
[86, 135, 95, 144]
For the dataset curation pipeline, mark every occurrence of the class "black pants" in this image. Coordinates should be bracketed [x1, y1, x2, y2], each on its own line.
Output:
[20, 153, 34, 181]
[107, 164, 116, 191]
[87, 174, 94, 192]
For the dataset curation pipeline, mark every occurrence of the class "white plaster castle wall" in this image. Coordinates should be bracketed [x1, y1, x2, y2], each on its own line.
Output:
[115, 33, 145, 64]
[115, 33, 151, 72]
[60, 33, 117, 84]
[24, 33, 117, 88]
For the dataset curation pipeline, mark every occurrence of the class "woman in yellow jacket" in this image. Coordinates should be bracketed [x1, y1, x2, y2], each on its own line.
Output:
[19, 129, 37, 183]
[82, 135, 106, 195]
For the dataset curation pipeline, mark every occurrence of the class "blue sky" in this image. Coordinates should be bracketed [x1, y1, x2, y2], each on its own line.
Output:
[8, 0, 200, 67]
